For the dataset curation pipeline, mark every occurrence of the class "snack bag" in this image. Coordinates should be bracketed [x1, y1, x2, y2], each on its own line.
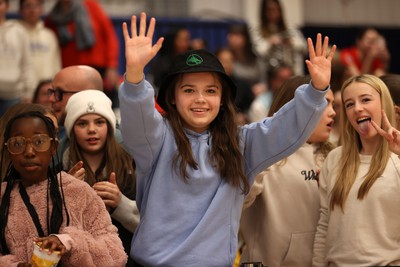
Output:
[31, 242, 61, 267]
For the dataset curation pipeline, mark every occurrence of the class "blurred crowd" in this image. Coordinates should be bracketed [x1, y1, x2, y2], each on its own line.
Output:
[1, 0, 400, 266]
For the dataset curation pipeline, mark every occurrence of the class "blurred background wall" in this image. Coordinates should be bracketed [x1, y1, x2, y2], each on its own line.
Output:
[8, 0, 400, 73]
[8, 0, 400, 27]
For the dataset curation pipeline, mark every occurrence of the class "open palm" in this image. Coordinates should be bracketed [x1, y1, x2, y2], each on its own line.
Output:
[305, 33, 336, 90]
[122, 12, 164, 83]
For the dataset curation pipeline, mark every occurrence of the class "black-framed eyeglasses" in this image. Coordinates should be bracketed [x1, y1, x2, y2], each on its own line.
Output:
[5, 134, 55, 155]
[47, 88, 77, 102]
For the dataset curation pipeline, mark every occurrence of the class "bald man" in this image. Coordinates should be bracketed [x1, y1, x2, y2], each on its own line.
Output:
[49, 65, 103, 126]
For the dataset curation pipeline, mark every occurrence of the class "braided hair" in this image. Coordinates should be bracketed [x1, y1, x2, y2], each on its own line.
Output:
[0, 111, 70, 254]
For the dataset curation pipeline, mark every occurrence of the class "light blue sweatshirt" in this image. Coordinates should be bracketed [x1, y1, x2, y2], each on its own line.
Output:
[119, 78, 327, 267]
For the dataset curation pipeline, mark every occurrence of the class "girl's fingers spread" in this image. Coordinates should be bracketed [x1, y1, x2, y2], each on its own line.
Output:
[315, 33, 322, 56]
[381, 109, 391, 128]
[139, 12, 147, 36]
[122, 22, 129, 40]
[322, 36, 329, 57]
[307, 38, 315, 59]
[131, 15, 137, 37]
[328, 44, 337, 61]
[153, 37, 164, 54]
[305, 60, 313, 72]
[147, 17, 156, 39]
[371, 120, 383, 133]
[372, 120, 392, 140]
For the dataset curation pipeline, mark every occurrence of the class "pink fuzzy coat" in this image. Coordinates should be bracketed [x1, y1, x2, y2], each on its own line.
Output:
[0, 172, 127, 267]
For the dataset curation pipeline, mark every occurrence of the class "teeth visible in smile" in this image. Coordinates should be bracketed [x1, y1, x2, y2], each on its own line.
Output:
[192, 108, 207, 112]
[357, 117, 371, 123]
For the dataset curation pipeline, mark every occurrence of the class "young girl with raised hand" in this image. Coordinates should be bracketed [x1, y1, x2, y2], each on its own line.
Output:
[312, 74, 400, 266]
[0, 110, 127, 266]
[63, 89, 138, 265]
[119, 12, 335, 266]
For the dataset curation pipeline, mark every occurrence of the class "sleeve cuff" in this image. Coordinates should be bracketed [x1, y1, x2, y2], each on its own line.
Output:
[52, 234, 73, 252]
[111, 194, 140, 233]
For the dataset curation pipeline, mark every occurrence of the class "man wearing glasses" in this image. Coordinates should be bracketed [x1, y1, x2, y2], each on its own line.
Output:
[49, 65, 103, 139]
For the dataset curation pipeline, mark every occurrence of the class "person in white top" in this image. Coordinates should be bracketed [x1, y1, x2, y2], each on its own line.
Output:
[18, 0, 61, 84]
[240, 76, 336, 267]
[0, 0, 36, 114]
[313, 74, 400, 266]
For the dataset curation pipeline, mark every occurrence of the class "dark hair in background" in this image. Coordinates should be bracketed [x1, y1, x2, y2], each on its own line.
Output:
[228, 23, 258, 65]
[19, 0, 43, 10]
[260, 0, 287, 37]
[267, 75, 310, 116]
[158, 27, 189, 56]
[380, 73, 400, 105]
[266, 63, 293, 87]
[0, 111, 69, 254]
[330, 57, 346, 94]
[164, 73, 249, 194]
[151, 27, 191, 88]
[32, 79, 52, 104]
[355, 27, 377, 41]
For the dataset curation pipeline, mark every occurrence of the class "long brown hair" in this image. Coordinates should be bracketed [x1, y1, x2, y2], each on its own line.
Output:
[330, 74, 394, 210]
[164, 73, 249, 194]
[67, 121, 136, 199]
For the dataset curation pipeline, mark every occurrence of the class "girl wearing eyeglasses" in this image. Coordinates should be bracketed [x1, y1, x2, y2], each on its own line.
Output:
[0, 110, 127, 266]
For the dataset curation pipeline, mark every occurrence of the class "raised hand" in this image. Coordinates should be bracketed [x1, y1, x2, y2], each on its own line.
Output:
[305, 33, 336, 90]
[93, 172, 121, 210]
[122, 12, 164, 83]
[371, 109, 400, 155]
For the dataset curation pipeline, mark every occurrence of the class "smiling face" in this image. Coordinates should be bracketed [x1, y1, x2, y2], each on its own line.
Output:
[308, 89, 336, 143]
[343, 81, 382, 140]
[173, 72, 223, 133]
[73, 114, 108, 155]
[8, 117, 53, 186]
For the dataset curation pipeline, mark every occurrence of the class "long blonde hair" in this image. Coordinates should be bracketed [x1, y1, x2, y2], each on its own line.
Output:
[330, 74, 395, 210]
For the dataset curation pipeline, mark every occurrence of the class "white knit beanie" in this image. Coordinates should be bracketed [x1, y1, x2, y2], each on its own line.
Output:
[64, 90, 116, 138]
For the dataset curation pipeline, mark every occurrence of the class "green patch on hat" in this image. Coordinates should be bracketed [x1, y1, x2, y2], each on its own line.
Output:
[186, 54, 203, 66]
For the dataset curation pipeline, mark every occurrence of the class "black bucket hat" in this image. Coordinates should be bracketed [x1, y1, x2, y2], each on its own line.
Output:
[156, 49, 237, 111]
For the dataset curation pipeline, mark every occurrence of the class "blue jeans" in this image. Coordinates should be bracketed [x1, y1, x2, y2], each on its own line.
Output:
[0, 98, 21, 118]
